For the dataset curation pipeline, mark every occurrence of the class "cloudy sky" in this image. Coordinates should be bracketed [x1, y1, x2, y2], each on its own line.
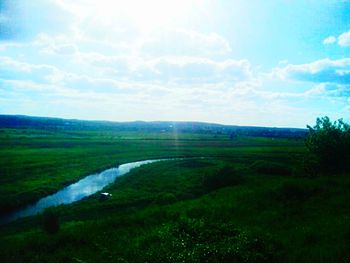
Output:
[1, 0, 350, 127]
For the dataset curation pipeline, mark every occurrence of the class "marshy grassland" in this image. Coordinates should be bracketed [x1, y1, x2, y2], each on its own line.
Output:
[1, 127, 350, 262]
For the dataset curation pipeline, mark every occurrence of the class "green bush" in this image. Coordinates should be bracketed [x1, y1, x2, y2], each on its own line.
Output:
[154, 193, 177, 205]
[251, 160, 292, 176]
[275, 182, 318, 202]
[203, 166, 243, 191]
[306, 116, 350, 174]
[143, 218, 284, 262]
[42, 209, 60, 234]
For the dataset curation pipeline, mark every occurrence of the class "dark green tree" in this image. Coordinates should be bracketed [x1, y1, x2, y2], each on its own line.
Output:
[306, 116, 350, 173]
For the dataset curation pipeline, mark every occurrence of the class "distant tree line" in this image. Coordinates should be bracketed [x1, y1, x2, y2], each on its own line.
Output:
[0, 115, 307, 138]
[229, 128, 307, 139]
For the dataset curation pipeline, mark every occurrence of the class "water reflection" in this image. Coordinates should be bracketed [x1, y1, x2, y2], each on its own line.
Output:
[0, 160, 159, 225]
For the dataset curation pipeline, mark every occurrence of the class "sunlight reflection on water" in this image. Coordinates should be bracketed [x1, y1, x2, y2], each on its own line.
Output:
[0, 159, 159, 225]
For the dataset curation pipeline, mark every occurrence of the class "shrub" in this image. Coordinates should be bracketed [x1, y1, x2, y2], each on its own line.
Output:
[251, 160, 292, 176]
[203, 166, 243, 191]
[154, 193, 177, 205]
[42, 209, 60, 234]
[275, 182, 314, 202]
[306, 116, 350, 174]
[143, 218, 284, 262]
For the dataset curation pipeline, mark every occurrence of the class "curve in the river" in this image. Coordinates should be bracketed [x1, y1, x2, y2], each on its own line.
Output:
[0, 159, 164, 225]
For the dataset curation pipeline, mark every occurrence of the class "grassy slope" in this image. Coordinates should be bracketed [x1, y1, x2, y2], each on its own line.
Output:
[6, 128, 349, 262]
[1, 158, 350, 262]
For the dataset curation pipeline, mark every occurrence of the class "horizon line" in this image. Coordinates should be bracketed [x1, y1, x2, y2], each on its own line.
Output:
[0, 113, 308, 130]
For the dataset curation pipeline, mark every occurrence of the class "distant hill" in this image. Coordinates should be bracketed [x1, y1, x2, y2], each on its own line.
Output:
[0, 115, 308, 138]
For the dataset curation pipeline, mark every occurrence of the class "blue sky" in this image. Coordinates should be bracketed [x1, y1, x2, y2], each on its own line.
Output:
[1, 0, 350, 127]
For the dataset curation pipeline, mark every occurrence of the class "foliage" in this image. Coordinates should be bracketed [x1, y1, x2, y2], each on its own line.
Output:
[274, 182, 316, 202]
[251, 160, 292, 176]
[143, 218, 283, 262]
[306, 116, 350, 173]
[42, 209, 60, 234]
[203, 166, 243, 191]
[154, 193, 177, 205]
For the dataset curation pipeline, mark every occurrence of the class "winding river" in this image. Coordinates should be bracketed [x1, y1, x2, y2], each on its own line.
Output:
[0, 159, 163, 225]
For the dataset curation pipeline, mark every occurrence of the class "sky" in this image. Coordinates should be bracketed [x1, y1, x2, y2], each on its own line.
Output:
[0, 0, 350, 128]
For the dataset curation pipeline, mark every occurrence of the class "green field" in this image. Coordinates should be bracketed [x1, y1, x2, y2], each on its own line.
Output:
[1, 128, 350, 262]
[0, 128, 303, 214]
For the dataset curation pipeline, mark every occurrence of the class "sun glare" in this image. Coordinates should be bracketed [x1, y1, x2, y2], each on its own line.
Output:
[64, 0, 202, 32]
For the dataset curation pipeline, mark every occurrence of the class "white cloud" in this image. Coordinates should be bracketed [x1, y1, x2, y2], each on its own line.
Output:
[338, 30, 350, 47]
[273, 58, 350, 85]
[145, 57, 252, 84]
[323, 35, 336, 45]
[141, 28, 232, 57]
[4, 0, 346, 127]
[323, 29, 350, 47]
[319, 83, 350, 98]
[0, 79, 49, 92]
[1, 31, 237, 85]
[272, 59, 350, 101]
[0, 56, 61, 83]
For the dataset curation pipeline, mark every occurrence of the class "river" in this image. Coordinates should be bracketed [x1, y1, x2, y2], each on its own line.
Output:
[0, 159, 163, 225]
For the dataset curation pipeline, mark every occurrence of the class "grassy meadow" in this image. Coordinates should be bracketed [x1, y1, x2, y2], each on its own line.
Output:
[1, 127, 350, 262]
